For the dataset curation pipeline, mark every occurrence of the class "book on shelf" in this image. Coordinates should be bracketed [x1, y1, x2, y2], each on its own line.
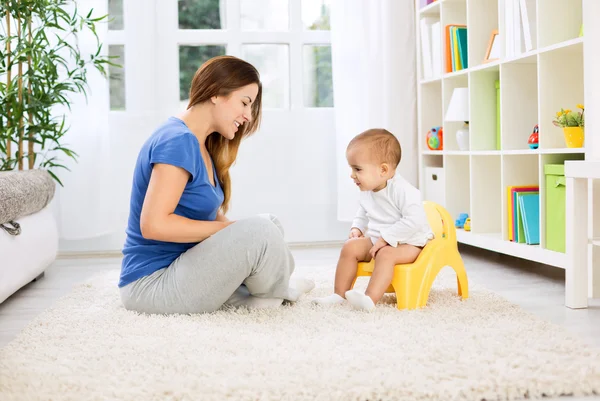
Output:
[445, 25, 467, 73]
[505, 0, 536, 57]
[507, 185, 539, 244]
[420, 18, 442, 78]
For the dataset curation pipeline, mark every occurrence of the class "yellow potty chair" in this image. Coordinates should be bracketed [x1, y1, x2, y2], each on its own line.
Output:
[350, 201, 469, 310]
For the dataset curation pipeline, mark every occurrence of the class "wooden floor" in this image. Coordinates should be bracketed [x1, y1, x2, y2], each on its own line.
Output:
[1, 245, 599, 400]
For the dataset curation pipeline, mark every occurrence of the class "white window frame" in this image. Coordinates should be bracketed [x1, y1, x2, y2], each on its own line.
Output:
[107, 0, 331, 115]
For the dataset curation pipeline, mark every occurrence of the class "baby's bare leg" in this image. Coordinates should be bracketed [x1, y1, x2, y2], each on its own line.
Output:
[313, 238, 371, 306]
[346, 244, 422, 311]
[366, 244, 422, 303]
[334, 238, 372, 296]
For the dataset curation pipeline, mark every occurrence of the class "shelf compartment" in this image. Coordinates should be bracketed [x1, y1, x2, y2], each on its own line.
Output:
[469, 68, 500, 150]
[501, 154, 539, 241]
[471, 155, 501, 234]
[537, 0, 582, 48]
[420, 81, 443, 152]
[500, 60, 538, 151]
[502, 0, 537, 56]
[419, 14, 443, 80]
[442, 74, 468, 151]
[444, 154, 470, 222]
[538, 42, 584, 150]
[539, 153, 584, 249]
[422, 154, 444, 168]
[441, 0, 467, 74]
[423, 165, 446, 208]
[420, 154, 444, 201]
[466, 0, 499, 69]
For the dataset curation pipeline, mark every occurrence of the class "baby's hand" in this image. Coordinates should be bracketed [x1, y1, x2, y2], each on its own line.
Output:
[349, 228, 364, 239]
[369, 237, 388, 259]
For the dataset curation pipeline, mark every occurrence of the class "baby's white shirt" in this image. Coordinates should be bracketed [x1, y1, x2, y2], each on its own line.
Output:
[351, 174, 434, 247]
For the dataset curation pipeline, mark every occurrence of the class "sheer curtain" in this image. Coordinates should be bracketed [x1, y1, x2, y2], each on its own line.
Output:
[53, 0, 116, 240]
[330, 0, 417, 221]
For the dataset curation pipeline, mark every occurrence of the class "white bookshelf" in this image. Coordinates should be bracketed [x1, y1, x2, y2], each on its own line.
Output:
[415, 0, 587, 269]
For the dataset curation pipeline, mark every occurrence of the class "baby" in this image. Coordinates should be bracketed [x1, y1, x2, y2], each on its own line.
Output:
[314, 128, 434, 311]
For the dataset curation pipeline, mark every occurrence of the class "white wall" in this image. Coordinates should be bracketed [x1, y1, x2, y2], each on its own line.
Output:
[229, 109, 349, 242]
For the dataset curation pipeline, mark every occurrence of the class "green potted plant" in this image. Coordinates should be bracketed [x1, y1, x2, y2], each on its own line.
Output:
[552, 104, 585, 148]
[1, 0, 113, 184]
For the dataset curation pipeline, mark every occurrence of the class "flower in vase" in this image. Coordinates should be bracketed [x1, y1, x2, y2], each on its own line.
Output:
[552, 105, 584, 128]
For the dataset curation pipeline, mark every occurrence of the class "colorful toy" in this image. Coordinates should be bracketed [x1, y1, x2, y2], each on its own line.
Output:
[455, 213, 468, 228]
[426, 126, 443, 150]
[528, 124, 539, 149]
[464, 217, 471, 231]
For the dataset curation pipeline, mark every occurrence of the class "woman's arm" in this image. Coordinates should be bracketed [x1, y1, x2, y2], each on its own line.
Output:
[140, 163, 232, 243]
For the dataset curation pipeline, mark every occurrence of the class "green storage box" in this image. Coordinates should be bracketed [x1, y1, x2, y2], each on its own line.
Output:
[496, 80, 500, 150]
[544, 164, 566, 253]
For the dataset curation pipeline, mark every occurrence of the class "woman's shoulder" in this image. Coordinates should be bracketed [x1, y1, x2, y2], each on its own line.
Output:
[139, 117, 202, 175]
[150, 117, 199, 147]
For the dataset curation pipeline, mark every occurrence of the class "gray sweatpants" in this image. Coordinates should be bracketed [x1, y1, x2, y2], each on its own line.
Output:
[119, 215, 295, 314]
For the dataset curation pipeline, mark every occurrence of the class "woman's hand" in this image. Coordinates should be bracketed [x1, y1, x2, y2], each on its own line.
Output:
[349, 228, 364, 239]
[369, 237, 389, 259]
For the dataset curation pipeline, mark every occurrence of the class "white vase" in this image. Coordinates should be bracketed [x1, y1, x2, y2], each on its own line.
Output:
[456, 124, 470, 151]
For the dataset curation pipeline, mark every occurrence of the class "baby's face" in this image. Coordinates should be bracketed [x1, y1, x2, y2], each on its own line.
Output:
[346, 147, 387, 192]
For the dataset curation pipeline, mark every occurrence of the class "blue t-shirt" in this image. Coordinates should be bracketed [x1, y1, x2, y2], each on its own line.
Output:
[119, 117, 224, 288]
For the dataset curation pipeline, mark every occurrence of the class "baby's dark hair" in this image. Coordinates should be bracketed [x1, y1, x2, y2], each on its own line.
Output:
[347, 128, 402, 168]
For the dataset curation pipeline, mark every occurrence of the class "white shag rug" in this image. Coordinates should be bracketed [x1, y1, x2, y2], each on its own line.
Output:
[1, 263, 599, 401]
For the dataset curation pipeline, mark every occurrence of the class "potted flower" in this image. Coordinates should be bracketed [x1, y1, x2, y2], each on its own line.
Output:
[552, 104, 585, 148]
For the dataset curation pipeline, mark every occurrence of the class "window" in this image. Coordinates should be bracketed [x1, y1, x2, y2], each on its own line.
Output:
[107, 0, 125, 111]
[242, 45, 290, 108]
[302, 0, 331, 31]
[303, 45, 333, 107]
[108, 45, 126, 111]
[179, 45, 227, 103]
[240, 0, 289, 31]
[174, 0, 332, 109]
[178, 0, 226, 29]
[108, 0, 124, 30]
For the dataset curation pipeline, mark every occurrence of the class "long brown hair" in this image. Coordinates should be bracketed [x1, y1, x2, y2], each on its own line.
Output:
[187, 56, 263, 214]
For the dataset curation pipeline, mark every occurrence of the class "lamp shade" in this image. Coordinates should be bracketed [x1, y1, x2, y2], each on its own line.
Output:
[445, 88, 469, 122]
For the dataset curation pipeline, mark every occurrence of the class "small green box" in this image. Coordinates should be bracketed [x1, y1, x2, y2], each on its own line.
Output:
[496, 80, 500, 150]
[544, 164, 566, 253]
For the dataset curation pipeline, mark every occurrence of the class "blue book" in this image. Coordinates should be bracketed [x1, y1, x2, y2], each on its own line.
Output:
[519, 194, 540, 245]
[456, 27, 468, 69]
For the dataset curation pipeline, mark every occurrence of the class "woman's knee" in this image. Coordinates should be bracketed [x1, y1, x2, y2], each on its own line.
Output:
[257, 213, 284, 237]
[236, 215, 285, 243]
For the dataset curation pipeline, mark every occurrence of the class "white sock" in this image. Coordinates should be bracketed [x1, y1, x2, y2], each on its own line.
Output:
[312, 293, 345, 306]
[345, 290, 375, 311]
[284, 287, 302, 302]
[290, 277, 315, 294]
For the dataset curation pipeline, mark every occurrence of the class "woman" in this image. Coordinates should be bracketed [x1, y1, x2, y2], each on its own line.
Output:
[119, 56, 313, 314]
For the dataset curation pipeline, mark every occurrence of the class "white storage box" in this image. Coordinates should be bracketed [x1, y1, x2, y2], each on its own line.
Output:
[424, 167, 446, 207]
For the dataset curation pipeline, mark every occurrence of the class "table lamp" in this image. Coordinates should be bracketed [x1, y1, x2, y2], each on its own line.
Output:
[445, 87, 470, 151]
